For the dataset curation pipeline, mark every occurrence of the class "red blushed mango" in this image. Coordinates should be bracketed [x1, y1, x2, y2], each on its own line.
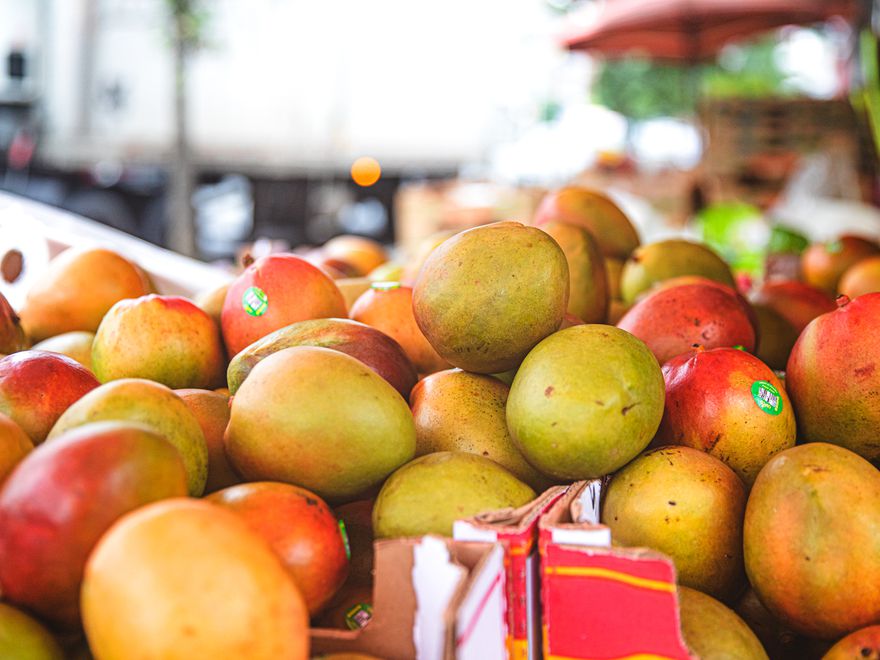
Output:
[175, 388, 238, 493]
[532, 186, 640, 260]
[226, 318, 417, 400]
[0, 350, 99, 444]
[617, 283, 755, 365]
[221, 254, 347, 357]
[92, 295, 225, 389]
[649, 275, 759, 339]
[208, 482, 349, 615]
[18, 247, 153, 342]
[655, 347, 796, 486]
[801, 235, 879, 295]
[822, 625, 880, 659]
[786, 293, 880, 460]
[350, 283, 450, 375]
[749, 280, 836, 333]
[744, 443, 880, 640]
[0, 421, 188, 628]
[0, 412, 32, 485]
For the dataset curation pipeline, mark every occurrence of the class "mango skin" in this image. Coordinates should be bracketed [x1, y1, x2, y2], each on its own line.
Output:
[601, 446, 746, 602]
[744, 443, 880, 640]
[532, 186, 640, 260]
[822, 625, 880, 660]
[0, 602, 64, 660]
[349, 284, 450, 376]
[175, 389, 239, 494]
[221, 254, 347, 357]
[801, 235, 879, 295]
[92, 295, 225, 390]
[656, 347, 796, 487]
[0, 351, 99, 444]
[0, 412, 32, 485]
[749, 280, 835, 334]
[539, 220, 609, 323]
[678, 586, 768, 660]
[225, 346, 415, 502]
[409, 369, 551, 490]
[373, 451, 535, 538]
[786, 293, 880, 460]
[18, 247, 152, 342]
[617, 283, 756, 365]
[81, 498, 309, 660]
[48, 378, 208, 496]
[752, 304, 800, 371]
[839, 255, 880, 299]
[620, 239, 735, 304]
[413, 222, 569, 374]
[32, 331, 95, 371]
[507, 325, 664, 480]
[0, 421, 187, 628]
[227, 317, 416, 400]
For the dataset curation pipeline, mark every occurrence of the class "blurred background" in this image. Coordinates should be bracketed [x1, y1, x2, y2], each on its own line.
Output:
[0, 0, 878, 264]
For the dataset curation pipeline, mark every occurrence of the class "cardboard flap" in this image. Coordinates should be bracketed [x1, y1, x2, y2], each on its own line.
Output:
[311, 537, 505, 660]
[413, 537, 467, 660]
[453, 544, 507, 660]
[539, 480, 611, 548]
[540, 543, 693, 660]
[453, 485, 568, 542]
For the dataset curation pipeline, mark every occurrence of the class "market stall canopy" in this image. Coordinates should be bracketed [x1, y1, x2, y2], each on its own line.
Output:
[562, 0, 858, 61]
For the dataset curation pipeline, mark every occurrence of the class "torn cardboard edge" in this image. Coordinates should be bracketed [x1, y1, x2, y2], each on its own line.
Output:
[539, 480, 694, 660]
[311, 536, 507, 660]
[453, 485, 568, 660]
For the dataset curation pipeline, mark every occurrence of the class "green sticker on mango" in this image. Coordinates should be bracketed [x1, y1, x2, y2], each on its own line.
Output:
[338, 519, 351, 560]
[826, 240, 843, 254]
[751, 380, 783, 415]
[344, 602, 373, 630]
[242, 286, 268, 316]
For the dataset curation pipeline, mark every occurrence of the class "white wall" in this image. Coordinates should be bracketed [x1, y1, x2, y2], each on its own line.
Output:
[2, 0, 576, 170]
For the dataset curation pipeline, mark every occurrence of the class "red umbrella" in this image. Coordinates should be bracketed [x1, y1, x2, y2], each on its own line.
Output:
[562, 0, 857, 61]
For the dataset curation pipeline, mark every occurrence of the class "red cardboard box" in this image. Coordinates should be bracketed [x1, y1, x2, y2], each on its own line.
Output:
[538, 480, 692, 660]
[311, 535, 508, 660]
[453, 486, 568, 660]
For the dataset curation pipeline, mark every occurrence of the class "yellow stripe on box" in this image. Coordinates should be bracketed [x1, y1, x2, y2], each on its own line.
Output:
[543, 566, 675, 594]
[508, 637, 529, 660]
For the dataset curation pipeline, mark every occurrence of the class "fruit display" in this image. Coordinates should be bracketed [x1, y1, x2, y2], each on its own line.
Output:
[2, 197, 880, 659]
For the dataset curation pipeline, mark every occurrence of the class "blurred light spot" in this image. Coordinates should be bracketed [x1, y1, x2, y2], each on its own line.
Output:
[351, 157, 381, 187]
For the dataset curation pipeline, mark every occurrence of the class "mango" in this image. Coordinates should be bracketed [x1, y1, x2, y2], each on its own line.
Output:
[602, 446, 746, 601]
[18, 247, 152, 342]
[373, 451, 535, 538]
[92, 295, 225, 389]
[48, 378, 208, 496]
[507, 325, 664, 480]
[81, 498, 309, 660]
[413, 221, 569, 373]
[678, 586, 768, 659]
[225, 346, 415, 501]
[620, 239, 734, 304]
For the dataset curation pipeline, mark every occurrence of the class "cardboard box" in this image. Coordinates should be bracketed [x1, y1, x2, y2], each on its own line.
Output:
[538, 480, 692, 660]
[311, 535, 508, 660]
[453, 486, 569, 660]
